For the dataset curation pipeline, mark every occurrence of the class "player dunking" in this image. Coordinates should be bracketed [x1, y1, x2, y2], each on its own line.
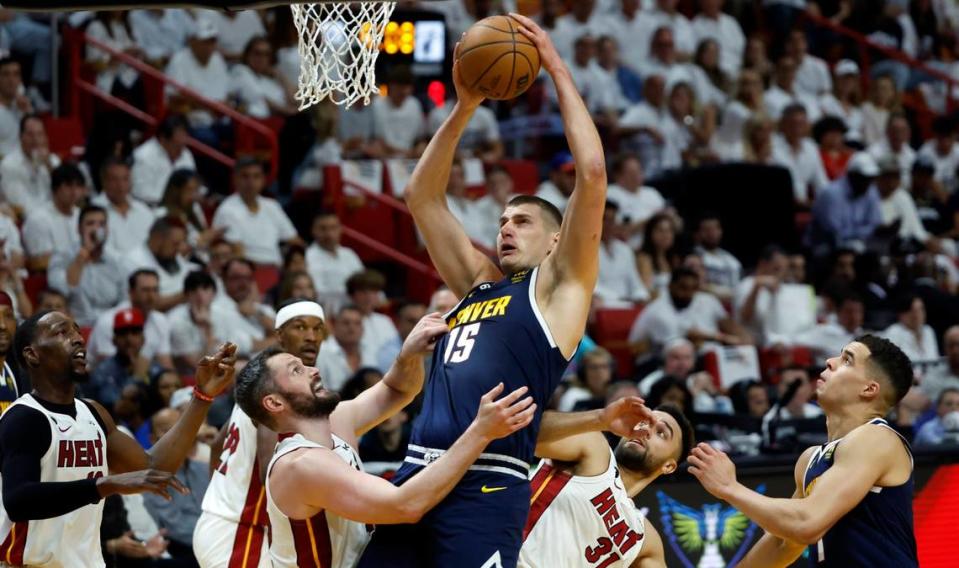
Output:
[520, 405, 694, 568]
[689, 335, 918, 567]
[359, 14, 606, 568]
[0, 311, 235, 568]
[195, 299, 328, 568]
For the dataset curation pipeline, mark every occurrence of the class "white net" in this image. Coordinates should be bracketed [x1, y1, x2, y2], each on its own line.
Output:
[291, 1, 398, 108]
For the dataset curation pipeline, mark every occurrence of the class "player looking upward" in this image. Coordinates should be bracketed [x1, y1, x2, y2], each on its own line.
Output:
[689, 335, 918, 568]
[360, 13, 607, 568]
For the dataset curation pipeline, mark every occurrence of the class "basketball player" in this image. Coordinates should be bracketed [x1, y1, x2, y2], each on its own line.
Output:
[195, 299, 328, 568]
[519, 405, 694, 568]
[233, 347, 535, 567]
[0, 310, 235, 568]
[360, 14, 606, 567]
[688, 335, 918, 567]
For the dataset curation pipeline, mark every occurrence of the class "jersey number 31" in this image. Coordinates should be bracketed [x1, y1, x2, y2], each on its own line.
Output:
[444, 323, 480, 364]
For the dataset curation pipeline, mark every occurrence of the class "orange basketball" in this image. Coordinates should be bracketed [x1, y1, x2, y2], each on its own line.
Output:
[456, 15, 541, 100]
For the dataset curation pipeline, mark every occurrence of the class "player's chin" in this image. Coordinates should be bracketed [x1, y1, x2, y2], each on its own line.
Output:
[70, 366, 91, 384]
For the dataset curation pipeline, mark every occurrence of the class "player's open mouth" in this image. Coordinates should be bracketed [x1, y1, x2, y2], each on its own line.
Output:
[501, 244, 517, 255]
[72, 349, 87, 362]
[628, 438, 646, 449]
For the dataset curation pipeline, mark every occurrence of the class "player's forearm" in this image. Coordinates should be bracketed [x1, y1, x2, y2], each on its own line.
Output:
[723, 483, 818, 544]
[536, 409, 605, 445]
[395, 422, 491, 521]
[552, 67, 605, 185]
[147, 396, 211, 472]
[380, 352, 425, 399]
[406, 102, 476, 207]
[3, 479, 101, 522]
[736, 532, 805, 568]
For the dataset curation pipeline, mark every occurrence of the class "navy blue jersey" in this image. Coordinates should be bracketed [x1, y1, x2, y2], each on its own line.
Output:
[802, 418, 918, 567]
[396, 267, 570, 482]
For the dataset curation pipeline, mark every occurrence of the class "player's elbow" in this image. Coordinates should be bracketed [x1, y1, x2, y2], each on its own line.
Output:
[793, 521, 827, 545]
[392, 500, 427, 524]
[577, 158, 607, 186]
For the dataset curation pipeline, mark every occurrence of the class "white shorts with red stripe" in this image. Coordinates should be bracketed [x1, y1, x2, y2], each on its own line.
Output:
[193, 513, 270, 568]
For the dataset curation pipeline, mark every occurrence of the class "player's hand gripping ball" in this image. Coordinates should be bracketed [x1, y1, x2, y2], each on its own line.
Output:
[456, 15, 541, 100]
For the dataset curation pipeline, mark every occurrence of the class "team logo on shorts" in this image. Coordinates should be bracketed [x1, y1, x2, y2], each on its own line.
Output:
[657, 485, 766, 568]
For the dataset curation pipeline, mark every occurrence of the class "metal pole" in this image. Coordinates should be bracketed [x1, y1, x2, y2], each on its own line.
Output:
[50, 13, 59, 117]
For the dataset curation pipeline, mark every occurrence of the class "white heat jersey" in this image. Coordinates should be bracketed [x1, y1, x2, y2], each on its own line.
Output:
[0, 395, 108, 568]
[266, 433, 371, 568]
[195, 405, 269, 567]
[519, 450, 646, 568]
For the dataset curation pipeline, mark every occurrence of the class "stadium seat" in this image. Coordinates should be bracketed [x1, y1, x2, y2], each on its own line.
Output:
[254, 265, 280, 295]
[24, 273, 48, 307]
[499, 159, 540, 195]
[42, 116, 85, 160]
[592, 306, 643, 379]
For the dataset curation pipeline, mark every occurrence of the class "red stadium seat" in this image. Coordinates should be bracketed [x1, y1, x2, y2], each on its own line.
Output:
[254, 265, 280, 296]
[592, 306, 644, 379]
[42, 116, 85, 160]
[499, 159, 540, 195]
[24, 273, 48, 307]
[80, 326, 92, 345]
[759, 346, 814, 384]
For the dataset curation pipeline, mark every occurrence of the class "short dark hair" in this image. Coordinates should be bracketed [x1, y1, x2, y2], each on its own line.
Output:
[157, 114, 189, 140]
[128, 269, 159, 291]
[346, 269, 386, 295]
[337, 304, 363, 319]
[312, 210, 338, 223]
[506, 195, 563, 229]
[656, 403, 695, 465]
[932, 115, 955, 137]
[670, 266, 699, 285]
[224, 257, 256, 275]
[894, 293, 920, 315]
[78, 204, 106, 228]
[184, 270, 216, 293]
[234, 346, 285, 428]
[51, 163, 86, 192]
[234, 156, 264, 174]
[695, 211, 722, 231]
[837, 290, 864, 308]
[13, 310, 53, 376]
[610, 152, 641, 177]
[150, 215, 187, 239]
[855, 334, 914, 408]
[99, 155, 130, 183]
[781, 103, 808, 119]
[0, 57, 19, 71]
[937, 387, 959, 407]
[19, 114, 42, 136]
[758, 244, 786, 263]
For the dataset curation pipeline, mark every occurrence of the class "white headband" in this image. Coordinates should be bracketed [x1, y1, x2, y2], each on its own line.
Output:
[275, 301, 326, 330]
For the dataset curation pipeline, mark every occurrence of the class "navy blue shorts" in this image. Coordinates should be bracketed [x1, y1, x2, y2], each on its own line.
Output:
[358, 463, 531, 568]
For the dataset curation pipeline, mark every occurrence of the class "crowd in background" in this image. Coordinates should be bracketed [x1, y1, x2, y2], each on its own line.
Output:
[1, 0, 959, 565]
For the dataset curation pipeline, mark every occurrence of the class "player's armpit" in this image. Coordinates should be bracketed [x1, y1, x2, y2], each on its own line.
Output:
[630, 518, 666, 568]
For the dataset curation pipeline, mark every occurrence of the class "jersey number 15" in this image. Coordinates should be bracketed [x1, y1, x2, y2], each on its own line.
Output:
[444, 323, 480, 364]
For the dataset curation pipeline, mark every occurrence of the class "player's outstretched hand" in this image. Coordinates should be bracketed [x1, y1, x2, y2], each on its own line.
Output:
[452, 39, 486, 110]
[509, 12, 563, 75]
[399, 312, 449, 358]
[687, 442, 739, 500]
[600, 396, 658, 439]
[473, 383, 537, 442]
[195, 342, 238, 399]
[96, 469, 189, 501]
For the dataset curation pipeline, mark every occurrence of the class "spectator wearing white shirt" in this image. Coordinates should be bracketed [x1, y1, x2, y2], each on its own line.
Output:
[735, 245, 816, 347]
[91, 157, 155, 254]
[124, 216, 199, 311]
[0, 58, 32, 158]
[0, 115, 59, 218]
[772, 103, 829, 206]
[690, 38, 731, 107]
[213, 257, 278, 351]
[22, 163, 85, 272]
[693, 213, 742, 303]
[439, 159, 488, 247]
[212, 158, 303, 266]
[868, 112, 916, 190]
[883, 295, 940, 364]
[873, 156, 944, 254]
[131, 114, 197, 206]
[376, 300, 427, 374]
[475, 165, 516, 247]
[346, 269, 399, 357]
[156, 168, 221, 254]
[306, 211, 364, 306]
[922, 326, 959, 401]
[556, 35, 618, 115]
[628, 267, 751, 356]
[861, 75, 899, 147]
[692, 0, 745, 77]
[230, 37, 297, 119]
[818, 59, 865, 143]
[600, 0, 645, 72]
[785, 29, 832, 97]
[164, 20, 231, 130]
[534, 152, 576, 214]
[557, 348, 615, 412]
[196, 9, 265, 63]
[371, 66, 424, 156]
[84, 12, 142, 97]
[647, 0, 697, 59]
[129, 9, 195, 65]
[550, 0, 605, 61]
[596, 201, 649, 307]
[86, 269, 175, 369]
[595, 36, 643, 107]
[795, 292, 865, 362]
[762, 365, 823, 421]
[726, 113, 778, 164]
[635, 28, 698, 103]
[606, 153, 666, 248]
[427, 99, 502, 163]
[764, 55, 821, 123]
[716, 70, 765, 148]
[917, 116, 959, 192]
[618, 75, 679, 176]
[316, 304, 378, 392]
[168, 270, 254, 373]
[48, 205, 127, 327]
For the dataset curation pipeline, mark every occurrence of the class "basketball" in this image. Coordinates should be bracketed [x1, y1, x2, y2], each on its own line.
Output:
[456, 15, 541, 100]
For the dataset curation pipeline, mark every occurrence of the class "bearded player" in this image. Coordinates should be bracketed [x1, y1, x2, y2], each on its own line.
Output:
[689, 335, 918, 567]
[359, 13, 606, 568]
[0, 311, 235, 568]
[520, 404, 694, 568]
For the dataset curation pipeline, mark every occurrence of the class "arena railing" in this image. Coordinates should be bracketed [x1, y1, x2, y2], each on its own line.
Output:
[65, 28, 279, 180]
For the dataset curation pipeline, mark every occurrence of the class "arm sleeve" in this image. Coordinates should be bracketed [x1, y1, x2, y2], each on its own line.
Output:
[0, 406, 102, 522]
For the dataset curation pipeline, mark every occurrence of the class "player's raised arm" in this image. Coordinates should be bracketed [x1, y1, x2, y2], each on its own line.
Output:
[511, 13, 606, 289]
[688, 424, 907, 545]
[331, 313, 449, 440]
[534, 397, 654, 465]
[274, 383, 535, 524]
[404, 50, 501, 297]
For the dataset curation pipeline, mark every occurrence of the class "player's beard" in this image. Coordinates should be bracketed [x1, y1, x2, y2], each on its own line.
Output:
[280, 387, 340, 419]
[614, 438, 657, 476]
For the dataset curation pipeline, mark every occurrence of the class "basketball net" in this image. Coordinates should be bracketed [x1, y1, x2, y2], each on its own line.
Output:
[291, 1, 397, 108]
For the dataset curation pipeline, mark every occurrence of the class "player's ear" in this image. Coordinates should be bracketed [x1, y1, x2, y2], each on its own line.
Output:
[262, 393, 284, 415]
[661, 459, 677, 476]
[22, 345, 38, 368]
[862, 380, 881, 401]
